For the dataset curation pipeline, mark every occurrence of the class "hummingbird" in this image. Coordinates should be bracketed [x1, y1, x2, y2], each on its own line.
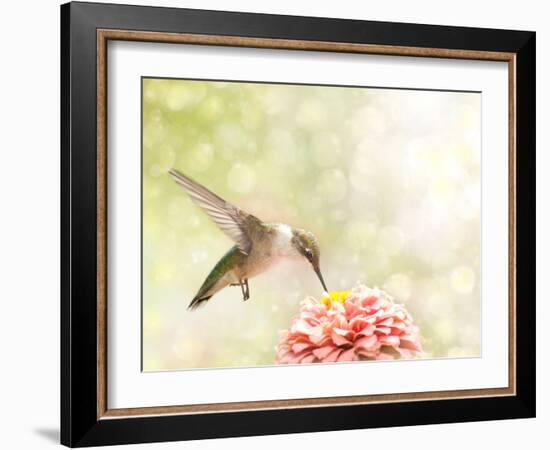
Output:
[168, 169, 328, 310]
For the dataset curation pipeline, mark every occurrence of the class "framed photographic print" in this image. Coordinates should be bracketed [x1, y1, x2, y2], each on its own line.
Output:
[60, 1, 536, 447]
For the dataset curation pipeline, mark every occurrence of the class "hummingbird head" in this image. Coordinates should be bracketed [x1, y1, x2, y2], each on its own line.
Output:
[291, 229, 328, 292]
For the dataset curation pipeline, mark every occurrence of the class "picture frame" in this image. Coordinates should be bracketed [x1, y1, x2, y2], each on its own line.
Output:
[60, 1, 535, 447]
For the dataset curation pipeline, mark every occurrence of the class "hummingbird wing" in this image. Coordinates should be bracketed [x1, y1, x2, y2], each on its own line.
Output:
[168, 169, 262, 255]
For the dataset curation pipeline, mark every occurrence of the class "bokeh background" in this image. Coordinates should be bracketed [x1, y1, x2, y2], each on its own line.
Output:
[142, 77, 481, 371]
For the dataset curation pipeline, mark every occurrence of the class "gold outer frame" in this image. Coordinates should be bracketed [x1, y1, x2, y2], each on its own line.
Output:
[96, 29, 516, 420]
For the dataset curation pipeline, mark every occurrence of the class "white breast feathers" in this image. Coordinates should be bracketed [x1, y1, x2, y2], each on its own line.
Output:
[273, 224, 299, 258]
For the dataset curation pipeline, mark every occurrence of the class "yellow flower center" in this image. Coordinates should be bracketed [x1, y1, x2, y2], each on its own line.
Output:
[320, 290, 351, 308]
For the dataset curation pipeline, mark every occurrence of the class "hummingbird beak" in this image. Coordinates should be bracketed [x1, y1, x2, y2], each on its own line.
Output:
[314, 265, 328, 292]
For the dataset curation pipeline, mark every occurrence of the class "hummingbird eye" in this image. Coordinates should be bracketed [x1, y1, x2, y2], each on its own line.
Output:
[305, 248, 313, 260]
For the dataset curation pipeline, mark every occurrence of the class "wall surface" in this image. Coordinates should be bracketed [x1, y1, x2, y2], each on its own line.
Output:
[0, 0, 545, 448]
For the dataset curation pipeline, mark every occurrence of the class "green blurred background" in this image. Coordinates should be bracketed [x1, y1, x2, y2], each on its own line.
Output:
[142, 77, 481, 371]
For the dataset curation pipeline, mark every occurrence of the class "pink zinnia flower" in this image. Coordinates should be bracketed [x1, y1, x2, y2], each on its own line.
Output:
[275, 285, 422, 364]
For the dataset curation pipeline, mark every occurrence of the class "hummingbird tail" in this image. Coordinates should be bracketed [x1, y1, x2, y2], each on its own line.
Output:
[187, 295, 213, 310]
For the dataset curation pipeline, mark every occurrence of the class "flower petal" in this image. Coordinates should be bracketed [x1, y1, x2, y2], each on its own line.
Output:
[377, 317, 394, 327]
[375, 326, 392, 335]
[337, 348, 357, 362]
[355, 334, 378, 350]
[301, 354, 317, 364]
[312, 345, 336, 359]
[331, 331, 351, 346]
[357, 323, 375, 336]
[333, 327, 351, 336]
[291, 320, 320, 336]
[292, 342, 313, 353]
[380, 335, 400, 346]
[323, 348, 343, 362]
[400, 338, 422, 352]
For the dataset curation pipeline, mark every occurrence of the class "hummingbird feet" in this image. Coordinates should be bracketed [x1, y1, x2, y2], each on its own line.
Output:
[230, 279, 250, 301]
[240, 279, 250, 301]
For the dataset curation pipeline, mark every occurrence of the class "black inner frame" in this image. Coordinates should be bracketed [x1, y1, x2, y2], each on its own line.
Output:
[61, 1, 535, 447]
